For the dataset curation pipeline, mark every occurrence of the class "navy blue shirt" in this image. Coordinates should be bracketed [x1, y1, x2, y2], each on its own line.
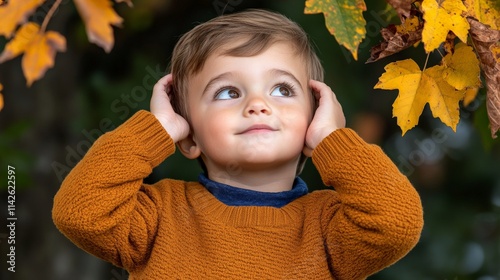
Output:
[198, 173, 308, 208]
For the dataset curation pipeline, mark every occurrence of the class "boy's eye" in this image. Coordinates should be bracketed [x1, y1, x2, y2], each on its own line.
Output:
[215, 88, 240, 100]
[270, 85, 293, 97]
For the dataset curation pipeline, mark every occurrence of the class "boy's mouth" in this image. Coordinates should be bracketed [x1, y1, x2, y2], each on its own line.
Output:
[237, 124, 277, 134]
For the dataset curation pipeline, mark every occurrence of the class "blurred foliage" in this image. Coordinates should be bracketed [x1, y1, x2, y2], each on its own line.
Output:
[0, 120, 34, 190]
[0, 0, 499, 279]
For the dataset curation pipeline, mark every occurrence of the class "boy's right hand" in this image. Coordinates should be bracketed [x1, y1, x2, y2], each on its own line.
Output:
[150, 74, 190, 143]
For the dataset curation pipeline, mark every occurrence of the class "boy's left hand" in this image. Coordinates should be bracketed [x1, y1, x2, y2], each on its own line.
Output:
[303, 80, 346, 157]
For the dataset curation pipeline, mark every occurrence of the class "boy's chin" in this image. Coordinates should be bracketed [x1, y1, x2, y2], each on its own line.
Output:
[224, 157, 302, 172]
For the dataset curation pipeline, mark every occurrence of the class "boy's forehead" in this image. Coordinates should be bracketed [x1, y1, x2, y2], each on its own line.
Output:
[202, 42, 306, 74]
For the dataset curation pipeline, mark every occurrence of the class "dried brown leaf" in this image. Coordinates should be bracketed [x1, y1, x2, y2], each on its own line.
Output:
[468, 18, 500, 138]
[367, 14, 423, 63]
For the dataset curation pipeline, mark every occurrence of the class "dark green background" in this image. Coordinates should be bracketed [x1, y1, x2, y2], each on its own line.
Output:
[1, 0, 499, 279]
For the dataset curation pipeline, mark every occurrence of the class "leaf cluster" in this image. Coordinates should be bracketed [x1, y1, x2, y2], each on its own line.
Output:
[0, 0, 130, 111]
[306, 0, 500, 138]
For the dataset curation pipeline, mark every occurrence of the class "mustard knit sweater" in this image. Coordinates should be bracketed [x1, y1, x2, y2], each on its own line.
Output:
[52, 110, 423, 279]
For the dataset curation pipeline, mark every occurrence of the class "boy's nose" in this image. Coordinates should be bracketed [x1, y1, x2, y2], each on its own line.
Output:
[243, 96, 272, 117]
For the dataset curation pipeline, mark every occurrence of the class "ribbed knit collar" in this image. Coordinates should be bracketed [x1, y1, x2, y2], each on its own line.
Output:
[198, 173, 308, 208]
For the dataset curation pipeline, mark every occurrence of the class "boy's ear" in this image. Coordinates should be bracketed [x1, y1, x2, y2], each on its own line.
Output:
[177, 134, 201, 159]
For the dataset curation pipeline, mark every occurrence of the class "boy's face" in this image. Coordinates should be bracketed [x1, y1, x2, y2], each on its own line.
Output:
[186, 42, 314, 174]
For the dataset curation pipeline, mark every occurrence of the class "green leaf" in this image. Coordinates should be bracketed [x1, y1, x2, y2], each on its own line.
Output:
[304, 0, 367, 60]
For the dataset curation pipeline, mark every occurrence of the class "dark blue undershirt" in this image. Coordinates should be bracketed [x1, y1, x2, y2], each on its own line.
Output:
[198, 173, 308, 208]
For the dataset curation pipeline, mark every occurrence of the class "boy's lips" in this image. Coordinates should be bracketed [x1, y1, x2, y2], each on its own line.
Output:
[237, 124, 277, 134]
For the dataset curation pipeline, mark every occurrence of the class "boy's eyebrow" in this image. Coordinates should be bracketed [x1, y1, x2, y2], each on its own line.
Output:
[268, 69, 303, 89]
[202, 72, 234, 96]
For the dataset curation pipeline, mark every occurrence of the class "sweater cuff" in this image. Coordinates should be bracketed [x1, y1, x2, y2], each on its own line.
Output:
[110, 110, 175, 167]
[311, 128, 367, 173]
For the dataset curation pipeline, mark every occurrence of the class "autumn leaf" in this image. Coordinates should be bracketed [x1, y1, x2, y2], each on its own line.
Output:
[375, 59, 464, 135]
[464, 0, 500, 30]
[74, 0, 123, 53]
[385, 0, 412, 17]
[0, 0, 45, 38]
[468, 17, 500, 138]
[22, 31, 66, 86]
[374, 59, 426, 134]
[0, 21, 66, 86]
[0, 22, 40, 63]
[442, 43, 482, 90]
[463, 87, 479, 107]
[424, 65, 464, 130]
[304, 0, 367, 60]
[367, 13, 423, 63]
[0, 83, 3, 112]
[421, 0, 469, 53]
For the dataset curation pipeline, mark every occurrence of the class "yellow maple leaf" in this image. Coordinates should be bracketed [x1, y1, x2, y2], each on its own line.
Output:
[0, 83, 3, 112]
[22, 31, 66, 86]
[424, 66, 465, 130]
[442, 43, 482, 90]
[74, 0, 123, 53]
[421, 0, 470, 53]
[0, 0, 45, 38]
[375, 59, 465, 135]
[0, 22, 40, 63]
[464, 0, 500, 30]
[375, 59, 427, 134]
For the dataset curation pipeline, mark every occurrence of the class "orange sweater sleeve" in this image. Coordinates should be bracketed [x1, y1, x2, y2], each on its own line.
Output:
[311, 128, 424, 279]
[52, 110, 175, 270]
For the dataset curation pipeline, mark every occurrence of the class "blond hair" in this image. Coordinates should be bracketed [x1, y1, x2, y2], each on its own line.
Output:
[169, 9, 324, 121]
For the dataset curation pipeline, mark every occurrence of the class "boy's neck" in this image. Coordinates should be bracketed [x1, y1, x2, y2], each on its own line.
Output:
[207, 164, 297, 193]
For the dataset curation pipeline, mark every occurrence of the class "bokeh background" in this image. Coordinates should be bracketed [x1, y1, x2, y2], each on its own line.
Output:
[1, 0, 499, 279]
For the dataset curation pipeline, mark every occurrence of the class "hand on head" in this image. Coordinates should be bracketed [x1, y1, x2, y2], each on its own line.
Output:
[150, 74, 190, 143]
[303, 80, 346, 157]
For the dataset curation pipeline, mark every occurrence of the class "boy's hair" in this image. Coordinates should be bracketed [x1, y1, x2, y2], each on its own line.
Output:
[169, 9, 324, 174]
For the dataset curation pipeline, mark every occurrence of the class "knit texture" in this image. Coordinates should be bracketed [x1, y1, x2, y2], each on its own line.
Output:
[52, 110, 424, 280]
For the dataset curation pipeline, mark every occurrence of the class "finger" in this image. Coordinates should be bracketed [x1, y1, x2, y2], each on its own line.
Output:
[154, 74, 173, 95]
[310, 80, 345, 111]
[158, 73, 173, 86]
[309, 80, 334, 105]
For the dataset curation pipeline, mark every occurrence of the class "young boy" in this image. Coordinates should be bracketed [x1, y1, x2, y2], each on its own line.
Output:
[53, 9, 423, 279]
